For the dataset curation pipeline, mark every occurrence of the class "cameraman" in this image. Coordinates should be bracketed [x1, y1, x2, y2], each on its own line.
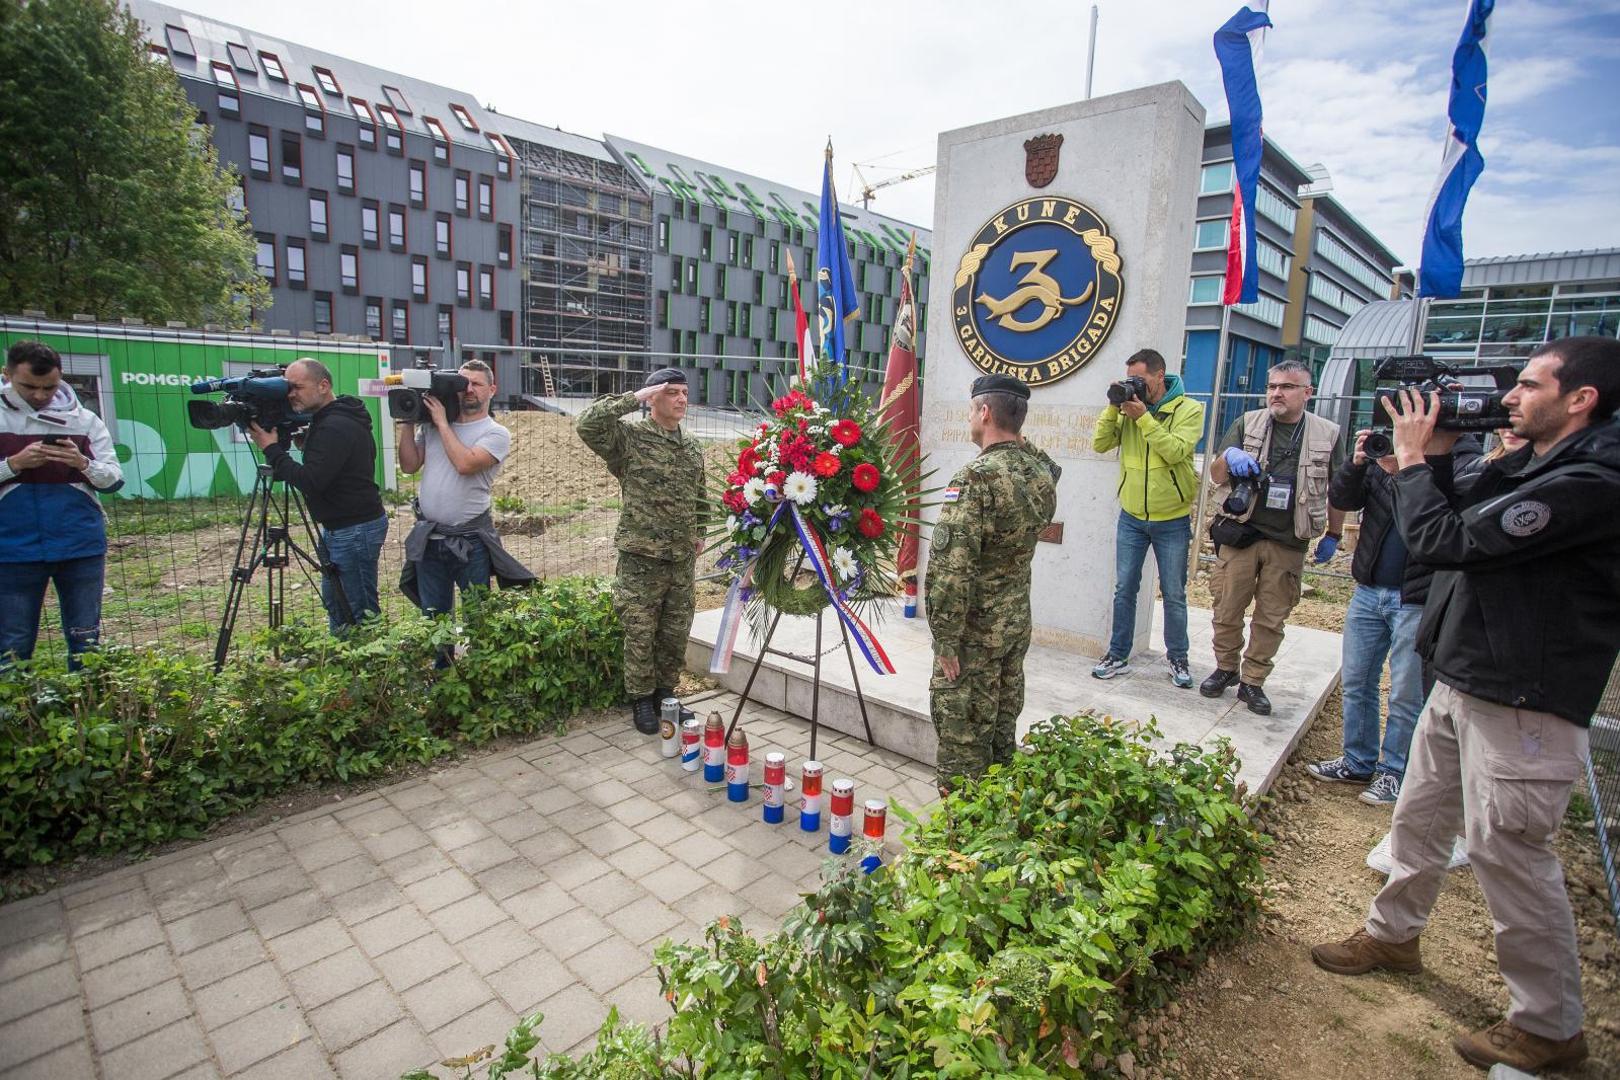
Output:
[396, 360, 532, 634]
[1311, 336, 1620, 1074]
[1090, 348, 1204, 688]
[248, 359, 387, 630]
[1203, 359, 1345, 714]
[0, 340, 124, 669]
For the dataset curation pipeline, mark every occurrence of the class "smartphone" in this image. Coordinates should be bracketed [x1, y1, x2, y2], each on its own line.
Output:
[41, 436, 67, 446]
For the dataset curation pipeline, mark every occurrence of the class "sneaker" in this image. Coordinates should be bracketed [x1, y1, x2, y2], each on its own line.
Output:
[1453, 1020, 1588, 1072]
[1366, 832, 1471, 875]
[1310, 927, 1423, 976]
[1358, 772, 1402, 806]
[1308, 756, 1375, 784]
[1168, 657, 1193, 689]
[1091, 655, 1130, 680]
[1237, 682, 1272, 715]
[1200, 668, 1239, 697]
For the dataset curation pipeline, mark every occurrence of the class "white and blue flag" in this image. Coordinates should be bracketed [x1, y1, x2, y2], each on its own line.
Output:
[1419, 0, 1494, 299]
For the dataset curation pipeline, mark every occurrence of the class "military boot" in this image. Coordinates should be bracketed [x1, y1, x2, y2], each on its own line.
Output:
[631, 695, 660, 735]
[1453, 1021, 1586, 1072]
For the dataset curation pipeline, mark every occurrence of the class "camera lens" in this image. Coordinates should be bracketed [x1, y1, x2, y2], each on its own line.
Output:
[1363, 431, 1393, 459]
[1222, 480, 1255, 516]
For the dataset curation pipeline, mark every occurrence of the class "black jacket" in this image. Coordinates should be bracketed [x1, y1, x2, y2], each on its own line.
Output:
[1329, 436, 1481, 606]
[261, 396, 385, 530]
[1395, 420, 1620, 725]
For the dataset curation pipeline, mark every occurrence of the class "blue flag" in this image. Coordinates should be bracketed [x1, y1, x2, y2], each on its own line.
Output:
[815, 146, 861, 378]
[1213, 5, 1273, 306]
[1419, 0, 1494, 299]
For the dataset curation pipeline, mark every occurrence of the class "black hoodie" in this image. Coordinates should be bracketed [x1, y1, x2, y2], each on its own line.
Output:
[1394, 419, 1620, 725]
[262, 396, 385, 530]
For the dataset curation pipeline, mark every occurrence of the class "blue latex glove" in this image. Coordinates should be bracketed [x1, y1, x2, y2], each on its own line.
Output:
[1313, 534, 1339, 564]
[1222, 446, 1261, 478]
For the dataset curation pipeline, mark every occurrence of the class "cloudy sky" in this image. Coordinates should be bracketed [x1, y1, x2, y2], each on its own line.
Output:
[175, 0, 1619, 266]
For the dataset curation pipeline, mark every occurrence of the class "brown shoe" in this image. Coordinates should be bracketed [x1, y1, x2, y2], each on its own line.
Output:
[1309, 928, 1422, 975]
[1452, 1020, 1587, 1072]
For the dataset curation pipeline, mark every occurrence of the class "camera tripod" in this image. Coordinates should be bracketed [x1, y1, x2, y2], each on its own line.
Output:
[213, 462, 351, 671]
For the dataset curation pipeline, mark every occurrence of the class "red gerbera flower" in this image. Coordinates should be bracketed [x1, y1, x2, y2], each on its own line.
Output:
[857, 508, 885, 539]
[737, 446, 759, 475]
[811, 452, 841, 478]
[723, 490, 749, 513]
[851, 462, 881, 493]
[830, 419, 862, 447]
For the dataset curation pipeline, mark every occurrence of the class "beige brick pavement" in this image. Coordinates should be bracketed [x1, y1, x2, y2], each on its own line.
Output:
[0, 692, 937, 1079]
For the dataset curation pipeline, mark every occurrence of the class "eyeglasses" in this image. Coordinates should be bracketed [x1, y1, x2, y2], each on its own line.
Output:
[1265, 383, 1309, 392]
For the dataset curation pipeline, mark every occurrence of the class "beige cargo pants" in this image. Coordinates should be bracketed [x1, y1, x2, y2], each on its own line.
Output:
[1209, 537, 1305, 685]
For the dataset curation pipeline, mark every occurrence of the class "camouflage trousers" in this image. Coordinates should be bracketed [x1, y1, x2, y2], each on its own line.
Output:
[613, 549, 695, 699]
[929, 629, 1031, 788]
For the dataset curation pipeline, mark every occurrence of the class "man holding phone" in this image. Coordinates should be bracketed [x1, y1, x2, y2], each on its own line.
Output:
[0, 340, 124, 669]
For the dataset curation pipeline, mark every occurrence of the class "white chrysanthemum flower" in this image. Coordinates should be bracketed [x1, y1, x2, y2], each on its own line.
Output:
[832, 548, 858, 581]
[783, 471, 817, 505]
[742, 478, 766, 504]
[725, 515, 739, 535]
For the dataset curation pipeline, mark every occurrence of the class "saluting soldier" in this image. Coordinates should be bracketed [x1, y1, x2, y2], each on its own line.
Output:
[924, 373, 1060, 789]
[577, 368, 706, 734]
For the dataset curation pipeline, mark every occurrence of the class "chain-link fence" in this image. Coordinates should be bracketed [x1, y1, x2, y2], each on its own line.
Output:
[1589, 660, 1620, 937]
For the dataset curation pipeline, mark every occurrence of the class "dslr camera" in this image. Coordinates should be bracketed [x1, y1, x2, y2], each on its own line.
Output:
[385, 365, 467, 423]
[1107, 374, 1148, 407]
[187, 369, 310, 438]
[1363, 355, 1521, 456]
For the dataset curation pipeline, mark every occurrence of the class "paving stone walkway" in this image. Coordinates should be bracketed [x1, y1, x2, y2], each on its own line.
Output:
[0, 692, 938, 1080]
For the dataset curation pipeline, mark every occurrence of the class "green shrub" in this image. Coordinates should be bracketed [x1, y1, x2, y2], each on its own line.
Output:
[0, 578, 621, 868]
[412, 714, 1268, 1079]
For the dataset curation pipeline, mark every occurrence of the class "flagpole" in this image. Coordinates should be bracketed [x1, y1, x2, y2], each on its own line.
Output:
[1084, 3, 1099, 99]
[1188, 303, 1233, 580]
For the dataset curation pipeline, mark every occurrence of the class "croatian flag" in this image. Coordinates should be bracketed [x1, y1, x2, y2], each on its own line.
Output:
[1418, 0, 1494, 299]
[1213, 4, 1273, 306]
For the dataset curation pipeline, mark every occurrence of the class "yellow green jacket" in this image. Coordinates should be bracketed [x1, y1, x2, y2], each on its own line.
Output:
[1092, 374, 1204, 521]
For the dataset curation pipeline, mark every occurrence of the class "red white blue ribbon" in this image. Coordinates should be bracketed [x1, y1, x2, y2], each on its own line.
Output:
[786, 504, 895, 676]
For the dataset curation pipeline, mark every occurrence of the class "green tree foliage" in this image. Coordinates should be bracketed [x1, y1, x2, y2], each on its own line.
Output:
[0, 0, 269, 325]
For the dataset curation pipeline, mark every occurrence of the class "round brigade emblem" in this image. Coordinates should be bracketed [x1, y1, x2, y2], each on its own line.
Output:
[952, 197, 1124, 388]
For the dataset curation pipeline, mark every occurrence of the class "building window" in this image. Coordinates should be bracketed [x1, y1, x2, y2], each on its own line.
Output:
[1257, 238, 1290, 280]
[498, 310, 513, 346]
[1235, 291, 1286, 327]
[388, 205, 406, 251]
[701, 226, 712, 259]
[349, 99, 376, 149]
[360, 200, 379, 247]
[477, 175, 493, 219]
[165, 24, 195, 56]
[308, 191, 328, 240]
[1188, 276, 1223, 305]
[453, 171, 470, 214]
[391, 301, 408, 344]
[340, 245, 359, 293]
[485, 133, 512, 179]
[478, 266, 494, 309]
[496, 224, 513, 268]
[1304, 315, 1343, 345]
[314, 291, 333, 334]
[1194, 219, 1228, 251]
[377, 105, 403, 155]
[1315, 230, 1389, 295]
[450, 104, 479, 132]
[426, 118, 451, 165]
[278, 132, 301, 186]
[211, 62, 239, 117]
[313, 66, 342, 96]
[728, 234, 738, 265]
[286, 238, 306, 288]
[254, 233, 276, 284]
[381, 85, 413, 115]
[435, 214, 451, 258]
[259, 51, 286, 81]
[437, 306, 453, 342]
[147, 44, 170, 66]
[657, 216, 669, 252]
[456, 262, 471, 305]
[411, 256, 429, 300]
[1200, 162, 1234, 195]
[336, 145, 354, 194]
[409, 161, 426, 207]
[226, 41, 255, 72]
[364, 297, 382, 340]
[1256, 184, 1299, 233]
[247, 125, 270, 178]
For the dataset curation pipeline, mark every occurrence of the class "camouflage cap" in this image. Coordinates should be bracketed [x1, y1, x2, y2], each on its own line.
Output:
[644, 367, 687, 388]
[970, 373, 1030, 400]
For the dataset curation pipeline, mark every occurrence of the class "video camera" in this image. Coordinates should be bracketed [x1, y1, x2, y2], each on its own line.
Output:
[1107, 374, 1148, 407]
[187, 369, 311, 437]
[384, 366, 467, 423]
[1363, 354, 1521, 458]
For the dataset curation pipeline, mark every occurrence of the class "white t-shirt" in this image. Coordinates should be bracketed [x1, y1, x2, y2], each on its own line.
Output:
[415, 415, 511, 526]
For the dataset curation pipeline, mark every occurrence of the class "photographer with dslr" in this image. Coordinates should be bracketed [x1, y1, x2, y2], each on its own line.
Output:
[1203, 360, 1344, 714]
[247, 359, 387, 630]
[1311, 336, 1620, 1073]
[396, 360, 531, 644]
[1090, 348, 1204, 688]
[1, 341, 123, 669]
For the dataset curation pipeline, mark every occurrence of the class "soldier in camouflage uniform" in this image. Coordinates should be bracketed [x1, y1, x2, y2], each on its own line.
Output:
[576, 368, 707, 734]
[925, 373, 1060, 789]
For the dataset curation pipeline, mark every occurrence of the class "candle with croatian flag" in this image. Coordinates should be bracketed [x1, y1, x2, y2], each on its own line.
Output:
[762, 752, 785, 823]
[860, 799, 887, 873]
[725, 729, 750, 802]
[799, 760, 823, 832]
[702, 711, 725, 783]
[828, 778, 856, 854]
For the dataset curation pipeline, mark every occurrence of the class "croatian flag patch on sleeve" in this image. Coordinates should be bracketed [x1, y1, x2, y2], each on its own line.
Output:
[943, 486, 961, 503]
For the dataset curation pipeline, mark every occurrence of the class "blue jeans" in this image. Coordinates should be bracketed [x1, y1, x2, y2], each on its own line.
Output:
[1107, 510, 1191, 662]
[0, 556, 105, 670]
[1341, 584, 1424, 778]
[316, 514, 388, 632]
[415, 536, 492, 618]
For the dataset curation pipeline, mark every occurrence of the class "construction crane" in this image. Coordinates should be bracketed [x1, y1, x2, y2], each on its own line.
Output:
[851, 163, 937, 210]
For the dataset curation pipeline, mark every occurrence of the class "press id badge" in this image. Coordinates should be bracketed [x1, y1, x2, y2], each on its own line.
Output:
[1263, 475, 1294, 511]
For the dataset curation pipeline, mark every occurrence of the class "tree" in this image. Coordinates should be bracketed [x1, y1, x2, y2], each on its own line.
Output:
[0, 0, 270, 326]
